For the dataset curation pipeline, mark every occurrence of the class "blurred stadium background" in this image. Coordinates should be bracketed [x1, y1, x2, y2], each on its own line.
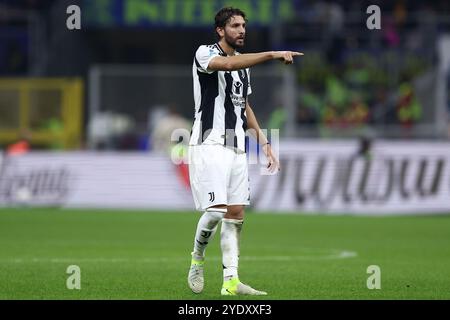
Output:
[1, 0, 450, 299]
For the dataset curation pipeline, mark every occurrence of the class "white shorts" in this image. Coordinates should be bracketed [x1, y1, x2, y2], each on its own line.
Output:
[188, 144, 250, 211]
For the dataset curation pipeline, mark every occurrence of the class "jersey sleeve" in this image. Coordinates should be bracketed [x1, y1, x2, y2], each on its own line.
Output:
[195, 45, 221, 74]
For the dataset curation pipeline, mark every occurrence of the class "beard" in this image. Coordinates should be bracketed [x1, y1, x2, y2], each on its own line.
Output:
[224, 33, 245, 49]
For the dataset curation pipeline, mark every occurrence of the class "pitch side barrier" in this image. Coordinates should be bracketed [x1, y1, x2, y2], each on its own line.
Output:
[1, 139, 449, 215]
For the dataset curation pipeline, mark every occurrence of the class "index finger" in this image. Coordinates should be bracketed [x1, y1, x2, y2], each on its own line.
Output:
[291, 52, 304, 56]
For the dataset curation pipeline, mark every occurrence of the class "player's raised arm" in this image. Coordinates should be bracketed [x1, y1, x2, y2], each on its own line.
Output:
[208, 51, 304, 72]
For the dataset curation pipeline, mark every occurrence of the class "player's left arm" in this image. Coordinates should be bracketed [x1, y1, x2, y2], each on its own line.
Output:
[246, 101, 280, 173]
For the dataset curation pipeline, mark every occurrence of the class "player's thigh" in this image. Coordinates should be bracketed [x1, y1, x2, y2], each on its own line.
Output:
[227, 152, 250, 207]
[189, 145, 233, 210]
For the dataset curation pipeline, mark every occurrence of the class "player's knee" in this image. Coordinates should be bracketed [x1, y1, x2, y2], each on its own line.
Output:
[226, 205, 245, 219]
[205, 206, 227, 227]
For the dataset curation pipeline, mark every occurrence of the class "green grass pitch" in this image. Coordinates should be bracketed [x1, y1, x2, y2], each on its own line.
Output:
[0, 208, 449, 299]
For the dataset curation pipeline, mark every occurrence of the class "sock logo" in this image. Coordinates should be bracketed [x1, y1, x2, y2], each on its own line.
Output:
[208, 192, 215, 202]
[201, 230, 212, 238]
[196, 230, 212, 246]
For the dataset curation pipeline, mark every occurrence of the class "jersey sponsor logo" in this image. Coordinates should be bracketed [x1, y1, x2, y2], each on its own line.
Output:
[231, 80, 246, 108]
[231, 94, 246, 109]
[233, 82, 242, 95]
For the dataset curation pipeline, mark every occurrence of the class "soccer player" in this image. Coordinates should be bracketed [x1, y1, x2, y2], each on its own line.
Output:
[187, 7, 303, 296]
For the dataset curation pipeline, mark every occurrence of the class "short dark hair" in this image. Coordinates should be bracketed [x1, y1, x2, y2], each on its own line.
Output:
[214, 7, 247, 39]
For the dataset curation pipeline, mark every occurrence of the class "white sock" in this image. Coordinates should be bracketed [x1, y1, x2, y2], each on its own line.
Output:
[221, 218, 244, 282]
[192, 208, 227, 260]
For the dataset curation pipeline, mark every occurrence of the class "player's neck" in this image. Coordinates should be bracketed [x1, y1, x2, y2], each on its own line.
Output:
[218, 40, 236, 56]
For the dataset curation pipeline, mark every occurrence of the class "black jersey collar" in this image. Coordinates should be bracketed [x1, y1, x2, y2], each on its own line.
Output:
[215, 43, 227, 56]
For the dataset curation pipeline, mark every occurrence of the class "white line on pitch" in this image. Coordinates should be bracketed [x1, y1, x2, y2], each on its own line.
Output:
[0, 250, 357, 264]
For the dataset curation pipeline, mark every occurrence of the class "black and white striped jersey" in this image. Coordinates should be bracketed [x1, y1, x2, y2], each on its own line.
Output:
[189, 43, 252, 153]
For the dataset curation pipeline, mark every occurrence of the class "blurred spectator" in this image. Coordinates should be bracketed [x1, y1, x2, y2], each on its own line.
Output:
[395, 82, 422, 133]
[314, 0, 345, 64]
[151, 107, 190, 154]
[383, 17, 401, 47]
[297, 87, 321, 126]
[267, 106, 286, 131]
[40, 118, 64, 150]
[393, 0, 408, 28]
[87, 111, 135, 150]
[296, 106, 316, 126]
[6, 130, 31, 156]
[150, 106, 191, 189]
[325, 73, 348, 107]
[354, 134, 374, 160]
